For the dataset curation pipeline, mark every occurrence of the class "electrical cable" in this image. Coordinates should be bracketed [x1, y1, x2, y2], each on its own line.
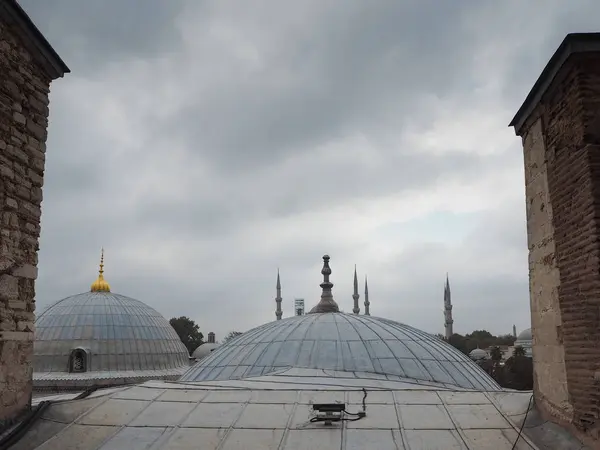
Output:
[310, 388, 368, 424]
[511, 393, 534, 450]
[0, 401, 51, 450]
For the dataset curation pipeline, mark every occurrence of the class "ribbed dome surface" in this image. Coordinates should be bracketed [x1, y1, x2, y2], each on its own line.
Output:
[181, 313, 501, 391]
[34, 291, 189, 373]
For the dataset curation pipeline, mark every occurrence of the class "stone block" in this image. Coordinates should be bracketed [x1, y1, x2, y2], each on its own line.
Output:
[0, 164, 13, 179]
[12, 264, 37, 280]
[4, 197, 16, 209]
[12, 111, 25, 125]
[25, 118, 46, 141]
[0, 274, 18, 301]
[7, 300, 26, 311]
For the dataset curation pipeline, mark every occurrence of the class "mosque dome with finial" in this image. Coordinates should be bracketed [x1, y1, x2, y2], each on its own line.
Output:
[181, 255, 501, 391]
[33, 249, 190, 392]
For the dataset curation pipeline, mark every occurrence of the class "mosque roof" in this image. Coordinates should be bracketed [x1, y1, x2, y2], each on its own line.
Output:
[516, 328, 532, 342]
[33, 251, 189, 383]
[6, 255, 588, 449]
[181, 255, 500, 392]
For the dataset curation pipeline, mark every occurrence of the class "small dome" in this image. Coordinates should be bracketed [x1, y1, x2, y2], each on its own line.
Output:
[469, 348, 488, 360]
[192, 343, 220, 360]
[181, 313, 500, 391]
[34, 291, 189, 373]
[516, 328, 532, 342]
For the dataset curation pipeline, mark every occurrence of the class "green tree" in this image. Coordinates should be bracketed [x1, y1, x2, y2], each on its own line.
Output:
[513, 346, 526, 358]
[223, 331, 243, 344]
[448, 333, 469, 355]
[169, 316, 204, 355]
[489, 346, 502, 361]
[503, 355, 533, 390]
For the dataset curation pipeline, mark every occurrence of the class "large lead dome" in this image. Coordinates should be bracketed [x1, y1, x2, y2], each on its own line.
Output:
[180, 313, 500, 390]
[35, 291, 189, 373]
[181, 255, 500, 391]
[34, 251, 189, 388]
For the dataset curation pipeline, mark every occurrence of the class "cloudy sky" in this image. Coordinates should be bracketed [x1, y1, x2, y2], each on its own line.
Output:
[21, 0, 599, 340]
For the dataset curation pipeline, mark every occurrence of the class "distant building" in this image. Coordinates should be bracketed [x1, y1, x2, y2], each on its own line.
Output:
[294, 298, 305, 316]
[469, 348, 489, 361]
[514, 328, 533, 358]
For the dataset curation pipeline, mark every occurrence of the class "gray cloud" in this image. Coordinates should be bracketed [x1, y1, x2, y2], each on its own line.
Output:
[20, 0, 185, 72]
[19, 0, 600, 341]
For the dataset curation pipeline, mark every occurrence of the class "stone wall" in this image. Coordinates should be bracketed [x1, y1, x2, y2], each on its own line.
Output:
[522, 118, 571, 421]
[0, 19, 52, 424]
[516, 51, 600, 442]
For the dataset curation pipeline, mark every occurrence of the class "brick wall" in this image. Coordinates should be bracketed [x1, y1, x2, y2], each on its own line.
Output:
[544, 55, 600, 437]
[518, 52, 600, 441]
[0, 19, 52, 424]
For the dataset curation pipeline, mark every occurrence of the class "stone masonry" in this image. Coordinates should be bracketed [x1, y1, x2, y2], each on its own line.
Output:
[0, 1, 68, 425]
[510, 33, 600, 443]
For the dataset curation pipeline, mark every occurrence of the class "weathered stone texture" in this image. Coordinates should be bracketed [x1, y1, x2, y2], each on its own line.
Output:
[519, 53, 600, 441]
[523, 118, 571, 421]
[0, 19, 51, 423]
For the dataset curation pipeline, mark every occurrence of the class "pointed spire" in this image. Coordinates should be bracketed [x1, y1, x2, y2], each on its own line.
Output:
[443, 273, 453, 339]
[308, 255, 340, 314]
[275, 268, 282, 320]
[352, 265, 360, 314]
[364, 275, 370, 316]
[90, 248, 111, 293]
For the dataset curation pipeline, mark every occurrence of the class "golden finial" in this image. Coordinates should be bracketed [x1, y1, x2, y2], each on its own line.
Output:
[90, 248, 111, 292]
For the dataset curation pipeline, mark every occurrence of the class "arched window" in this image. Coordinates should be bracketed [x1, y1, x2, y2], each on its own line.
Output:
[69, 348, 88, 373]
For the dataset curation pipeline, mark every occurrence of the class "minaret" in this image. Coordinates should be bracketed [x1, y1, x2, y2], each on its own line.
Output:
[364, 275, 370, 316]
[308, 255, 340, 313]
[275, 269, 282, 320]
[90, 248, 111, 293]
[352, 265, 360, 314]
[443, 274, 453, 340]
[513, 324, 517, 338]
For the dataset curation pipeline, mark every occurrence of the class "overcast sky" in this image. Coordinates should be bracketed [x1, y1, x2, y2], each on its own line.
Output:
[20, 0, 600, 341]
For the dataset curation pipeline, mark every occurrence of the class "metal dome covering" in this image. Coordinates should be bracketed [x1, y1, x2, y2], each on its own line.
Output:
[469, 348, 488, 360]
[180, 313, 501, 391]
[34, 291, 189, 373]
[516, 328, 532, 342]
[192, 343, 220, 361]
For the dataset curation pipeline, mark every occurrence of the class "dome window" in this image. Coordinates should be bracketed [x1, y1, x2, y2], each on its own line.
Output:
[69, 348, 89, 373]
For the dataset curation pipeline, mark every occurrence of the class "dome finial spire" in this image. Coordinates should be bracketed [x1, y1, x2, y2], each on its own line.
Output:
[90, 247, 111, 292]
[308, 255, 340, 314]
